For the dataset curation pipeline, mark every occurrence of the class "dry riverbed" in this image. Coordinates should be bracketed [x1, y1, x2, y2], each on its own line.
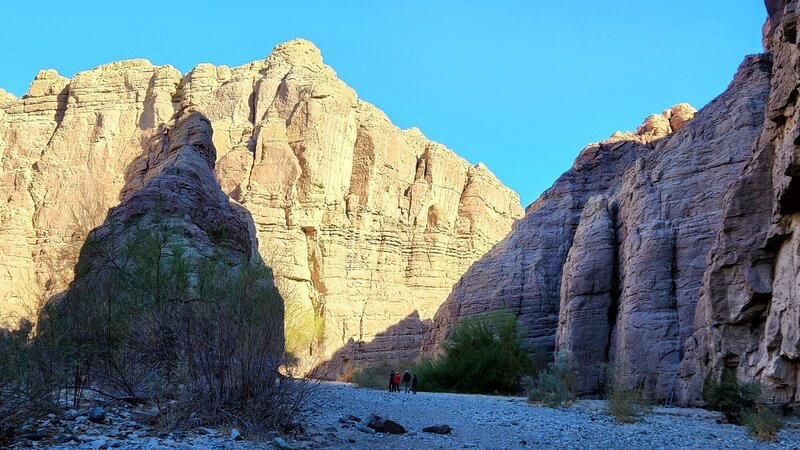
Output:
[14, 381, 800, 449]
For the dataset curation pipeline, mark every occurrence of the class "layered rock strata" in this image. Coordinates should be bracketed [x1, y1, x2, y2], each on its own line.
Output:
[0, 40, 522, 374]
[678, 0, 800, 406]
[424, 52, 772, 401]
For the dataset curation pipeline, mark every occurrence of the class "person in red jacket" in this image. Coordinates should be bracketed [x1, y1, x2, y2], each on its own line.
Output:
[393, 371, 401, 392]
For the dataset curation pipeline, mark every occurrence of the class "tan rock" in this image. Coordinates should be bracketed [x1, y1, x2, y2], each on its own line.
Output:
[0, 40, 522, 375]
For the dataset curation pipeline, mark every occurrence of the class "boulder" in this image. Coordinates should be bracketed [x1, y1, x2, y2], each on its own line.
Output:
[366, 415, 406, 434]
[422, 424, 453, 434]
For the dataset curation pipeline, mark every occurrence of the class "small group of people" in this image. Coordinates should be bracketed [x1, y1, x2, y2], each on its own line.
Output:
[389, 369, 417, 394]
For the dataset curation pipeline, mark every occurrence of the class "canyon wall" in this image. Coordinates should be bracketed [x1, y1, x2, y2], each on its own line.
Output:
[0, 40, 522, 375]
[423, 50, 773, 401]
[678, 0, 800, 406]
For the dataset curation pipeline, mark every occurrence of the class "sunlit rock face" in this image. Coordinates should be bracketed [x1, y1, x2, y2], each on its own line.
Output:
[0, 39, 522, 374]
[678, 0, 800, 406]
[425, 50, 773, 403]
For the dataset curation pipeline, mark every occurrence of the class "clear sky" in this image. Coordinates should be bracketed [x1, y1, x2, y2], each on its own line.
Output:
[0, 1, 765, 206]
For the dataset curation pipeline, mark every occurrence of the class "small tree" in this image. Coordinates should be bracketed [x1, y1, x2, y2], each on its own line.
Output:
[417, 312, 534, 394]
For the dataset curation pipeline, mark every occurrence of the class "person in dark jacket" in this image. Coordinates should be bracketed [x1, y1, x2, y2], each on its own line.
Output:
[402, 370, 412, 393]
[389, 371, 395, 392]
[411, 374, 418, 394]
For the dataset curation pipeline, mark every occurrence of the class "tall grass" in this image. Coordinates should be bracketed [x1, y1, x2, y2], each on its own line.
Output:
[602, 364, 651, 423]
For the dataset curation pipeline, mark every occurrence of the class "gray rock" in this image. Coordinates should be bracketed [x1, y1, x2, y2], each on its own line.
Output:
[273, 437, 293, 449]
[366, 415, 406, 434]
[230, 428, 242, 440]
[422, 424, 453, 434]
[677, 0, 800, 406]
[88, 407, 106, 424]
[423, 48, 773, 403]
[355, 423, 376, 434]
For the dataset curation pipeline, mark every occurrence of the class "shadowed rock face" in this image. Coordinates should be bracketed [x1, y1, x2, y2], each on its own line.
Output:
[424, 52, 772, 401]
[55, 108, 285, 387]
[73, 109, 261, 276]
[678, 0, 800, 406]
[0, 40, 522, 373]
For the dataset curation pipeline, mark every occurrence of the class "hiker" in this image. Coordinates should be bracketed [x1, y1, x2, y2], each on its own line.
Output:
[402, 369, 412, 393]
[393, 370, 401, 393]
[411, 374, 418, 394]
[389, 370, 395, 392]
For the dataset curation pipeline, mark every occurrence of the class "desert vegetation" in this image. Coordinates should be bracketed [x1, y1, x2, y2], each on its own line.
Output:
[414, 312, 536, 394]
[703, 370, 784, 441]
[0, 217, 313, 445]
[601, 364, 652, 423]
[347, 312, 537, 395]
[522, 352, 577, 408]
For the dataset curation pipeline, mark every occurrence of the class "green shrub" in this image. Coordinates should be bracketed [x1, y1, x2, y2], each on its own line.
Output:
[703, 370, 760, 423]
[416, 312, 535, 394]
[523, 352, 577, 408]
[742, 406, 783, 442]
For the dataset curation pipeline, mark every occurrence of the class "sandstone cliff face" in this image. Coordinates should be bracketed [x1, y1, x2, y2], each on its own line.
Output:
[69, 109, 265, 290]
[0, 40, 522, 373]
[678, 0, 800, 406]
[424, 53, 772, 401]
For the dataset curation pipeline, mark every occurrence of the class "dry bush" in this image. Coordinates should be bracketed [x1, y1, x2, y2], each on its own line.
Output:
[742, 406, 783, 442]
[602, 364, 651, 424]
[0, 320, 66, 445]
[36, 218, 312, 433]
[524, 352, 577, 408]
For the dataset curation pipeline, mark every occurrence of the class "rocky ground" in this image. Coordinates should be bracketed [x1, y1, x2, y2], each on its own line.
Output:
[10, 381, 800, 449]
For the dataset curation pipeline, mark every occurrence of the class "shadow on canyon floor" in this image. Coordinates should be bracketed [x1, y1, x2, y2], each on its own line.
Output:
[309, 310, 431, 380]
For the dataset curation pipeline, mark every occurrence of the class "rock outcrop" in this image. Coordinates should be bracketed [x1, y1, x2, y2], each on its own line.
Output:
[424, 50, 772, 401]
[678, 0, 800, 406]
[0, 40, 522, 374]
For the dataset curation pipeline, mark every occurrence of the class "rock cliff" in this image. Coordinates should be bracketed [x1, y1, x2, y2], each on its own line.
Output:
[423, 50, 773, 401]
[678, 0, 800, 406]
[0, 40, 522, 374]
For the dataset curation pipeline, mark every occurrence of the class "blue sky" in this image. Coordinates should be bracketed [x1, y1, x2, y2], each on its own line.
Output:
[0, 1, 765, 206]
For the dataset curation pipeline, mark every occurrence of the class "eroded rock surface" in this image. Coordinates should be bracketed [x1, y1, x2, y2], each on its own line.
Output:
[678, 0, 800, 406]
[0, 39, 522, 374]
[424, 52, 772, 402]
